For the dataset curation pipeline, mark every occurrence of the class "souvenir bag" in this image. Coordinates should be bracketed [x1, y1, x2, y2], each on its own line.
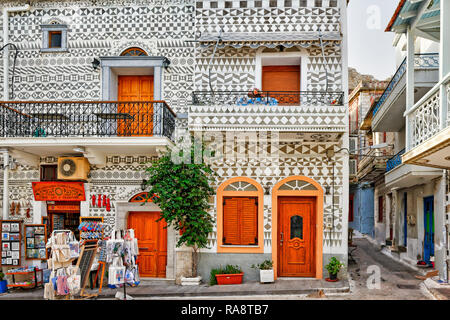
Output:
[128, 256, 140, 286]
[52, 231, 71, 263]
[68, 231, 80, 259]
[66, 266, 81, 295]
[106, 229, 124, 263]
[108, 256, 125, 285]
[44, 282, 55, 300]
[56, 268, 69, 296]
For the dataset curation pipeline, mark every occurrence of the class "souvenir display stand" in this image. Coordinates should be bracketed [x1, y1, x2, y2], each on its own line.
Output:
[25, 224, 47, 260]
[1, 220, 22, 267]
[6, 267, 43, 289]
[43, 230, 81, 300]
[78, 217, 105, 242]
[75, 240, 99, 299]
[105, 229, 140, 300]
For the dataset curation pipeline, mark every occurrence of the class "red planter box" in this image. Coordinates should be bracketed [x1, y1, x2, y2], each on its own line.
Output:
[215, 273, 244, 285]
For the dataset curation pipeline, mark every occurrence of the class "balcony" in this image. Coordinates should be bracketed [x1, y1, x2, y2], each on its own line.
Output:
[0, 101, 176, 165]
[386, 149, 405, 172]
[356, 149, 387, 182]
[371, 53, 439, 132]
[189, 90, 346, 133]
[402, 72, 450, 169]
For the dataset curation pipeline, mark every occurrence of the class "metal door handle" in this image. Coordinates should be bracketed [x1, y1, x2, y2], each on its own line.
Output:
[280, 232, 284, 246]
[140, 247, 149, 250]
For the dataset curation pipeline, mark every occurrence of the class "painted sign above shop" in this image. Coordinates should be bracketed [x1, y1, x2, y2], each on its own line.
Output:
[32, 182, 86, 201]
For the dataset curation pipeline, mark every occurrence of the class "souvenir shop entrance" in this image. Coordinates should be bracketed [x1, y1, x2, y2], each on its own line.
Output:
[46, 202, 81, 240]
[32, 182, 86, 241]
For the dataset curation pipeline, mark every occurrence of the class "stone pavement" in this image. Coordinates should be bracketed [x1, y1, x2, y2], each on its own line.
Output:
[0, 237, 434, 300]
[0, 277, 349, 300]
[333, 238, 430, 300]
[421, 278, 450, 300]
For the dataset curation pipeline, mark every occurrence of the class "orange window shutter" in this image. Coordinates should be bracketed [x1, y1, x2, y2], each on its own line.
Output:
[223, 198, 240, 245]
[240, 198, 258, 245]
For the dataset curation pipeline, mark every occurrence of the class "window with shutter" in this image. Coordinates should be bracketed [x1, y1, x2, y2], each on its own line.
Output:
[223, 197, 258, 245]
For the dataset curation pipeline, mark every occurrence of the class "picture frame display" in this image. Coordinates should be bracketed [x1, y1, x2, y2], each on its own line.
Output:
[24, 224, 48, 260]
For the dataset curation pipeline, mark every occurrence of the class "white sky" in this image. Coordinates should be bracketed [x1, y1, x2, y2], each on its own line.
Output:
[348, 0, 399, 80]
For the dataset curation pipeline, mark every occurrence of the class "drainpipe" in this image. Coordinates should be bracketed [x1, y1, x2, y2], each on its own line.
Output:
[3, 5, 31, 100]
[1, 149, 9, 219]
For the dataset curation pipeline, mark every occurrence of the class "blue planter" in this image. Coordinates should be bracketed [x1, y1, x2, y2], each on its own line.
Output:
[0, 280, 7, 293]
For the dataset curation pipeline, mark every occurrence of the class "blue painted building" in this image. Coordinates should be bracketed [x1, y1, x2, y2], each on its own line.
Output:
[349, 183, 374, 237]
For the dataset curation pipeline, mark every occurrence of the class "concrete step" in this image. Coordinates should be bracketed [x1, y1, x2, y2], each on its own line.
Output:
[139, 278, 176, 285]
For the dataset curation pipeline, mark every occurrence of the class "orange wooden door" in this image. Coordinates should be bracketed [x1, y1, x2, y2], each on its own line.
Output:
[118, 76, 154, 136]
[127, 211, 167, 277]
[262, 65, 300, 104]
[278, 197, 315, 277]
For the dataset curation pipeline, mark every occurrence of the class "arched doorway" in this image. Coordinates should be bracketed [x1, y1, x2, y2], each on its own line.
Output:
[128, 193, 167, 277]
[272, 176, 324, 279]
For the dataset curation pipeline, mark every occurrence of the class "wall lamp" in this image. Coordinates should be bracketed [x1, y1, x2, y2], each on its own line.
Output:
[162, 57, 171, 69]
[92, 58, 100, 71]
[141, 179, 148, 191]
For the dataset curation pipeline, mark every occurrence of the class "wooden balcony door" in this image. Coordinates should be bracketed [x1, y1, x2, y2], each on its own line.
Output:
[262, 65, 300, 104]
[118, 75, 154, 136]
[128, 211, 167, 277]
[278, 197, 315, 277]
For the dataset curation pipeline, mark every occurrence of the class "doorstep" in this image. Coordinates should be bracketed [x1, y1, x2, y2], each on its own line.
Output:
[90, 278, 350, 298]
[380, 247, 429, 275]
[421, 278, 450, 300]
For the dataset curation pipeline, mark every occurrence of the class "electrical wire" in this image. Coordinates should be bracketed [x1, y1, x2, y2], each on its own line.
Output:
[0, 43, 19, 100]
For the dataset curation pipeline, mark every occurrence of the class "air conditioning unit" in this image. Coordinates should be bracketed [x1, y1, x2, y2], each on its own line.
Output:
[349, 137, 358, 153]
[57, 157, 90, 181]
[349, 159, 357, 176]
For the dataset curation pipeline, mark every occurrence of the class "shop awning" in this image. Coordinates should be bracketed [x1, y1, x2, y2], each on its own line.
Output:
[197, 31, 342, 49]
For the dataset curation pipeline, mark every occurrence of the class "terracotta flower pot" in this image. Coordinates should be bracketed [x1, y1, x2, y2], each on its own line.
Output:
[215, 273, 244, 285]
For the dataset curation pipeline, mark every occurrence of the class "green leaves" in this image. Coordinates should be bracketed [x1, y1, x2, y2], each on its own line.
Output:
[144, 140, 216, 250]
[325, 257, 344, 275]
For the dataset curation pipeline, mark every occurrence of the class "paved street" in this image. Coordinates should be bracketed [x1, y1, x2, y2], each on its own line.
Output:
[328, 238, 431, 300]
[0, 237, 432, 300]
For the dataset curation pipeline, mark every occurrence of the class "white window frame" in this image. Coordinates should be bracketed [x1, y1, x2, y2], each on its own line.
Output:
[255, 47, 308, 91]
[41, 24, 68, 53]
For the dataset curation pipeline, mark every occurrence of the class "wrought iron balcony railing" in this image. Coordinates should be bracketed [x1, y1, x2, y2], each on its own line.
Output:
[192, 91, 344, 106]
[386, 148, 405, 172]
[372, 53, 439, 117]
[0, 101, 176, 140]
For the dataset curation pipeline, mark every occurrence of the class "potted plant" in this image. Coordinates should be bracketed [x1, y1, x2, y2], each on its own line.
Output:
[210, 265, 244, 285]
[0, 272, 7, 293]
[146, 139, 216, 286]
[251, 260, 274, 283]
[325, 257, 344, 282]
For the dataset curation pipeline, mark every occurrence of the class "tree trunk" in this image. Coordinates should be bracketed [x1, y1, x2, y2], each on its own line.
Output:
[192, 246, 198, 277]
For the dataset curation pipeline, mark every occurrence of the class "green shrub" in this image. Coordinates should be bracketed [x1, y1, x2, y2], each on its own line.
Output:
[251, 260, 273, 270]
[0, 272, 4, 281]
[325, 257, 344, 275]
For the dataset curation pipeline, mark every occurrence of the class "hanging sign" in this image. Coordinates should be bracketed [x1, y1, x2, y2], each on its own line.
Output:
[32, 182, 86, 201]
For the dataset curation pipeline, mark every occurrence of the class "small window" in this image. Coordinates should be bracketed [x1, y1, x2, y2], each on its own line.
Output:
[49, 31, 62, 48]
[40, 164, 58, 181]
[290, 215, 303, 240]
[223, 197, 258, 245]
[41, 24, 68, 52]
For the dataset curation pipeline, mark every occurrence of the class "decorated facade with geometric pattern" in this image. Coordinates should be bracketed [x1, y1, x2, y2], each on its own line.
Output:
[0, 0, 349, 280]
